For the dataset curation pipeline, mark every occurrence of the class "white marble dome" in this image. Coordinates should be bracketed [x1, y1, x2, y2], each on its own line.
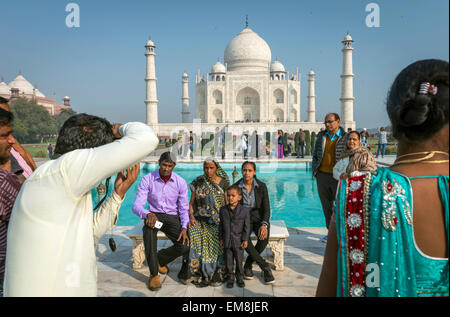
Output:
[146, 39, 155, 46]
[211, 61, 226, 73]
[0, 81, 10, 95]
[182, 72, 188, 78]
[271, 60, 285, 73]
[224, 27, 271, 72]
[9, 75, 36, 95]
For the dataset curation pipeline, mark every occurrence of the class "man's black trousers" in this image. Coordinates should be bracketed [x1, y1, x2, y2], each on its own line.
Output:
[142, 213, 189, 277]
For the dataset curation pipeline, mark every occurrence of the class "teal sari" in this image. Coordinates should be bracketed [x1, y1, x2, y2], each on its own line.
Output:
[335, 168, 449, 297]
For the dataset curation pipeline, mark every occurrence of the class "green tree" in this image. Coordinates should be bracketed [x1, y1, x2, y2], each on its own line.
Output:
[304, 130, 311, 155]
[55, 108, 77, 133]
[311, 131, 317, 155]
[10, 98, 57, 143]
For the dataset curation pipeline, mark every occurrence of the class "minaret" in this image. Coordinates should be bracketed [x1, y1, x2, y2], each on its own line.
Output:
[181, 72, 190, 123]
[307, 70, 316, 122]
[145, 39, 158, 125]
[340, 33, 355, 131]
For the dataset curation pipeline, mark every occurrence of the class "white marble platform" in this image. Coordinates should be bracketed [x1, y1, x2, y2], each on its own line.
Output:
[96, 226, 327, 297]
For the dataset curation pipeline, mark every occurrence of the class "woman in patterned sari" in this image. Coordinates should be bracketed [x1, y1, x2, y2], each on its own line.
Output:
[188, 159, 230, 286]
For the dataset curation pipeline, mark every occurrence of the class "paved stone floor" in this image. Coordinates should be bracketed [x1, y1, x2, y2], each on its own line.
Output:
[96, 226, 327, 297]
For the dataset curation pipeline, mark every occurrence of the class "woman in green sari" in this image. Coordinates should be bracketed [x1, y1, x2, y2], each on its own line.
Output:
[188, 159, 230, 286]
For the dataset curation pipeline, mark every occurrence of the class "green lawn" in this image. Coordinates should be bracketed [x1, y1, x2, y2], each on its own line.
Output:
[23, 144, 51, 158]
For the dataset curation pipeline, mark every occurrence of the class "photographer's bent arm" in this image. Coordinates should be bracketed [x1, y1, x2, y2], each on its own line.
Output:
[63, 122, 158, 198]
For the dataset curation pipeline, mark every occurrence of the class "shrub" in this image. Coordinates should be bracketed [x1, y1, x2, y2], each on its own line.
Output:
[304, 130, 311, 155]
[311, 132, 317, 155]
[34, 150, 48, 158]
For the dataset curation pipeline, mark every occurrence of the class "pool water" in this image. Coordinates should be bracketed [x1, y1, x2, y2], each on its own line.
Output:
[92, 163, 326, 228]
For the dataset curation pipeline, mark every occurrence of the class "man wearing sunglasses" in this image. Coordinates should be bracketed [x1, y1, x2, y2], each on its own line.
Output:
[312, 113, 348, 243]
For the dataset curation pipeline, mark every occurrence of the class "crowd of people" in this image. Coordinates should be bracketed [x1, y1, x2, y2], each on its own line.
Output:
[0, 59, 448, 297]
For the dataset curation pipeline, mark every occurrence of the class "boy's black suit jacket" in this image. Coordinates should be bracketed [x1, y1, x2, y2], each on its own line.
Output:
[219, 203, 251, 249]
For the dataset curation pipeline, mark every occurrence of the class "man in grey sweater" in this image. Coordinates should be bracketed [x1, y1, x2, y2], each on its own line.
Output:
[312, 113, 348, 242]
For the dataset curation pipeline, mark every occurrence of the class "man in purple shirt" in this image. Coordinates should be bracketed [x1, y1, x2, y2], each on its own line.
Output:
[132, 151, 190, 291]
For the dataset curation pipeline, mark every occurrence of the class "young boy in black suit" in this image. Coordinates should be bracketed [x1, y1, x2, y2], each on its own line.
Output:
[219, 185, 251, 288]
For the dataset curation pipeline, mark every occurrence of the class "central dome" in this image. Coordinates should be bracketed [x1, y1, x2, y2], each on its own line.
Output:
[224, 27, 271, 72]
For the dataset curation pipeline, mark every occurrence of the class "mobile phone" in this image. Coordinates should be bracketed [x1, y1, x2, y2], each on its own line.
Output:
[154, 221, 163, 229]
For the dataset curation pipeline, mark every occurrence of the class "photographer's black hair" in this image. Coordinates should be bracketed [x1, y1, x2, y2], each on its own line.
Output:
[53, 113, 115, 157]
[387, 59, 449, 141]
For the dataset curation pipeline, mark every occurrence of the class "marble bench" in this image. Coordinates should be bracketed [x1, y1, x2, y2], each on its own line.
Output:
[126, 220, 290, 271]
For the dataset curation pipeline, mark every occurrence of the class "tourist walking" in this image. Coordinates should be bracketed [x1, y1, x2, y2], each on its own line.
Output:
[241, 134, 248, 159]
[132, 151, 190, 291]
[332, 131, 377, 180]
[47, 143, 53, 158]
[376, 127, 388, 158]
[4, 114, 155, 296]
[361, 128, 369, 147]
[295, 128, 306, 158]
[219, 185, 251, 288]
[312, 113, 348, 242]
[187, 159, 230, 286]
[316, 59, 449, 297]
[277, 130, 284, 159]
[189, 131, 194, 159]
[234, 161, 275, 284]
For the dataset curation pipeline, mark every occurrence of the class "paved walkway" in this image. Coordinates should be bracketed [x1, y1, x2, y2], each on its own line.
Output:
[96, 226, 327, 297]
[34, 154, 395, 297]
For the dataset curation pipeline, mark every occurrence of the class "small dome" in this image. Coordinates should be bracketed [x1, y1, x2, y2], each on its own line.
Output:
[271, 60, 285, 73]
[146, 39, 155, 46]
[182, 72, 188, 78]
[0, 81, 10, 95]
[309, 70, 315, 75]
[64, 96, 70, 100]
[211, 61, 226, 74]
[343, 33, 353, 42]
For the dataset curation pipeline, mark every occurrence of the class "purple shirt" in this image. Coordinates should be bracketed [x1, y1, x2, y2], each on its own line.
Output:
[132, 170, 189, 229]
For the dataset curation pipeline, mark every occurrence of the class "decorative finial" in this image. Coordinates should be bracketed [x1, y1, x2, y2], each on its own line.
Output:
[19, 69, 22, 75]
[246, 14, 248, 28]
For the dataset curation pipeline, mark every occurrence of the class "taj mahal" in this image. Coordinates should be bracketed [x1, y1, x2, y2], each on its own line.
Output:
[144, 20, 356, 140]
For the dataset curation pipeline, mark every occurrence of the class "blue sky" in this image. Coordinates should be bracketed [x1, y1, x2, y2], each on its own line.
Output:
[1, 0, 448, 129]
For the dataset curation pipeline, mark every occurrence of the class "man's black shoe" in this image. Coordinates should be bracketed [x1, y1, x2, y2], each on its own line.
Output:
[262, 266, 275, 284]
[226, 280, 234, 288]
[237, 280, 245, 288]
[243, 266, 254, 280]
